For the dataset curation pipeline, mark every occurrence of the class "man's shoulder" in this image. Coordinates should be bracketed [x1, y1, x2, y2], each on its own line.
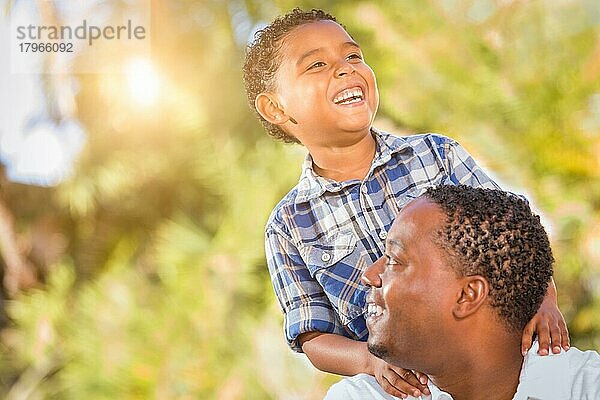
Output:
[517, 344, 600, 399]
[565, 345, 600, 368]
[524, 344, 600, 373]
[565, 346, 600, 392]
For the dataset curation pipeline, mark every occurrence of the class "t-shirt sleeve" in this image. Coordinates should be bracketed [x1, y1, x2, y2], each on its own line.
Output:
[444, 138, 502, 189]
[265, 224, 344, 352]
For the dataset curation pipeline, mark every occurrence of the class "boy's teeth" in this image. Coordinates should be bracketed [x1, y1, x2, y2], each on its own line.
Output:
[334, 87, 364, 104]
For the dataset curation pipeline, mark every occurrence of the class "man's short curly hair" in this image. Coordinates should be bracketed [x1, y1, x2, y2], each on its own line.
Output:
[423, 185, 554, 333]
[243, 8, 340, 144]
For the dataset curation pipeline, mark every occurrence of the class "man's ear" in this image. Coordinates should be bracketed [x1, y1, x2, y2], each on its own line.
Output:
[255, 93, 292, 125]
[452, 276, 489, 320]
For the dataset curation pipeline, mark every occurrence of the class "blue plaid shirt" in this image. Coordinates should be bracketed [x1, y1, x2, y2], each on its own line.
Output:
[265, 129, 500, 351]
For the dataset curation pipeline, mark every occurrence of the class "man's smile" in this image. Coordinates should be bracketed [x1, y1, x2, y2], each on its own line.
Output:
[366, 302, 384, 319]
[365, 288, 385, 322]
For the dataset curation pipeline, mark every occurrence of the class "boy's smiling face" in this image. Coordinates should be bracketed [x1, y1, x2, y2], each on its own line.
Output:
[270, 20, 379, 148]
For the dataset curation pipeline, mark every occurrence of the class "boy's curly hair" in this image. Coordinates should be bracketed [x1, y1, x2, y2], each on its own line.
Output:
[243, 8, 339, 144]
[423, 185, 554, 333]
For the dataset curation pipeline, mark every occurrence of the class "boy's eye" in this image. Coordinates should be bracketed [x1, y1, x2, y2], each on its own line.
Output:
[347, 53, 362, 61]
[308, 61, 326, 70]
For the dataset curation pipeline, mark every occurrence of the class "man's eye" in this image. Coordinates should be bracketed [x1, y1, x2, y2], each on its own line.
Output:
[385, 254, 405, 269]
[347, 53, 362, 61]
[308, 61, 326, 70]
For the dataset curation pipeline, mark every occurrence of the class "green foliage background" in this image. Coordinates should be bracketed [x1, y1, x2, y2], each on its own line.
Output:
[1, 1, 599, 398]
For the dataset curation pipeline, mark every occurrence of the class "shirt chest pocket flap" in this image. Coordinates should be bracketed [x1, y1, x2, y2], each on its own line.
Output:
[303, 230, 357, 277]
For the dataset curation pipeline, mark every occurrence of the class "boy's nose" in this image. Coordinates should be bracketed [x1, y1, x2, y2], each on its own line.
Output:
[334, 60, 354, 77]
[361, 256, 385, 287]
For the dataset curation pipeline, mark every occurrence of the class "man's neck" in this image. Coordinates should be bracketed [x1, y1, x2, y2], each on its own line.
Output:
[430, 338, 524, 400]
[308, 131, 376, 182]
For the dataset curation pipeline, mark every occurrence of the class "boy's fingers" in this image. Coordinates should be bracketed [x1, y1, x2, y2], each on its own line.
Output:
[536, 322, 550, 356]
[381, 376, 408, 399]
[386, 369, 425, 398]
[550, 325, 562, 353]
[521, 321, 534, 355]
[413, 371, 430, 395]
[414, 370, 428, 384]
[560, 321, 570, 350]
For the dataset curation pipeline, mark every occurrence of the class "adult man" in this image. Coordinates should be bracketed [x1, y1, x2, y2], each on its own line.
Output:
[325, 185, 600, 400]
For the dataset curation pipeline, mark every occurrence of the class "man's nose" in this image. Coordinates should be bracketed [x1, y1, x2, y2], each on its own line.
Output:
[361, 256, 385, 287]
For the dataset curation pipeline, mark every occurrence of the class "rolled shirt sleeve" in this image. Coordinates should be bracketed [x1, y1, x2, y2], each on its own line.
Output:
[265, 225, 344, 352]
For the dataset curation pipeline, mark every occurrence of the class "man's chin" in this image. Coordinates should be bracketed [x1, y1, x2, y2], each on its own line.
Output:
[367, 342, 389, 360]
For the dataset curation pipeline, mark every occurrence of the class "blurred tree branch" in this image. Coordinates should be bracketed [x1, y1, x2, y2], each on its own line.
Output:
[5, 357, 60, 400]
[0, 0, 67, 296]
[0, 177, 38, 296]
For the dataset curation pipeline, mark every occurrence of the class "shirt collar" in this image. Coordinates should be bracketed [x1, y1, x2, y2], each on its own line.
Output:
[294, 127, 412, 204]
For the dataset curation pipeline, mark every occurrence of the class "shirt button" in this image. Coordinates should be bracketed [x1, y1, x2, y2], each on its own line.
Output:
[321, 252, 331, 262]
[379, 231, 387, 240]
[361, 185, 368, 194]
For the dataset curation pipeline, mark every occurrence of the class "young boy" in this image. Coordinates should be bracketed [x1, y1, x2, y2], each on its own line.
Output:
[243, 8, 569, 399]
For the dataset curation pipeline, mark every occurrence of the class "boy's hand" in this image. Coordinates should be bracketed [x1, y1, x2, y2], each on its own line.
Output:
[521, 292, 569, 356]
[369, 355, 430, 399]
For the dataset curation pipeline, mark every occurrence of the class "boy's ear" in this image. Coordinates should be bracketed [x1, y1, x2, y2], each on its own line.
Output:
[452, 276, 489, 320]
[255, 92, 292, 125]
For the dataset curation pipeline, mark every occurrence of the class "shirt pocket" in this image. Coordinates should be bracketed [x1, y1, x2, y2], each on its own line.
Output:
[302, 230, 364, 326]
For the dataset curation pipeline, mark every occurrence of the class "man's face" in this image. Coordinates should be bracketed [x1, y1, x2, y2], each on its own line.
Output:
[273, 20, 379, 147]
[362, 198, 461, 370]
